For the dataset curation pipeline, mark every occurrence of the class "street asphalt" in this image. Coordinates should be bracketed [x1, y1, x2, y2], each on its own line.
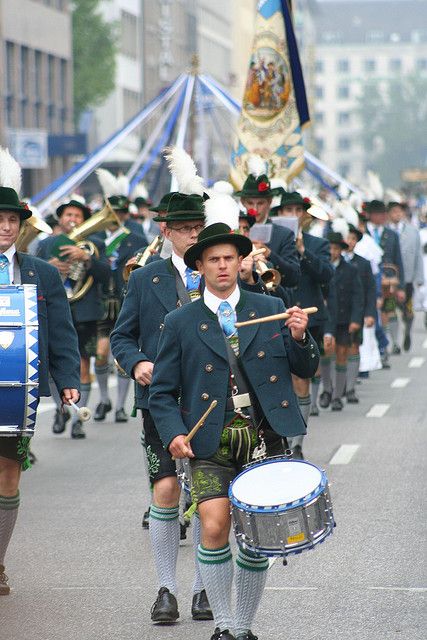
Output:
[1, 316, 426, 640]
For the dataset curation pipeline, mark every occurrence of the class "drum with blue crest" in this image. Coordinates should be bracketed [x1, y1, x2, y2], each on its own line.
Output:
[229, 457, 335, 557]
[0, 284, 39, 437]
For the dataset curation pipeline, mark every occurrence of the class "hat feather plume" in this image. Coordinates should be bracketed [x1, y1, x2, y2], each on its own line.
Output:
[367, 170, 384, 200]
[0, 147, 22, 194]
[212, 180, 234, 196]
[96, 168, 120, 198]
[131, 182, 149, 200]
[116, 174, 130, 196]
[247, 155, 268, 179]
[204, 195, 240, 230]
[164, 146, 204, 196]
[332, 217, 350, 237]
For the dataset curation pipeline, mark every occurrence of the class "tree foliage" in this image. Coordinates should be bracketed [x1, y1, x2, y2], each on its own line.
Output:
[356, 73, 427, 187]
[72, 0, 118, 124]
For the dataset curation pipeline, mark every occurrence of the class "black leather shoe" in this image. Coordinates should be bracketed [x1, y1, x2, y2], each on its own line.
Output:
[310, 404, 319, 416]
[319, 391, 331, 408]
[292, 445, 304, 460]
[94, 400, 112, 421]
[392, 345, 401, 355]
[191, 589, 213, 620]
[211, 628, 235, 640]
[142, 507, 150, 529]
[236, 632, 258, 640]
[0, 565, 10, 595]
[71, 420, 86, 439]
[346, 389, 359, 404]
[52, 408, 70, 434]
[331, 398, 343, 411]
[28, 450, 37, 465]
[151, 587, 179, 623]
[403, 333, 411, 352]
[115, 408, 128, 423]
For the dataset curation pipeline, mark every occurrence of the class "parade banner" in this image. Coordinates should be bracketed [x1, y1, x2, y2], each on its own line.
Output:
[230, 0, 310, 188]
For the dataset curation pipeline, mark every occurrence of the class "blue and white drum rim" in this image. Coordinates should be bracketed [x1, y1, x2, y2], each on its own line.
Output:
[237, 524, 334, 558]
[228, 457, 328, 515]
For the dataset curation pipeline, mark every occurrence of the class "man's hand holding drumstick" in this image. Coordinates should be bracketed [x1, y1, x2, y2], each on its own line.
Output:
[169, 400, 218, 460]
[284, 305, 310, 342]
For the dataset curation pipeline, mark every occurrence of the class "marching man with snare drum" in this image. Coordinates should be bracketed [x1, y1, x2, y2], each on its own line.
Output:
[0, 148, 81, 595]
[149, 211, 320, 640]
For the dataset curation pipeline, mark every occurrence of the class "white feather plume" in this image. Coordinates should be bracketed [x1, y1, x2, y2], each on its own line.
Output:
[349, 192, 363, 211]
[334, 200, 359, 227]
[0, 147, 22, 194]
[332, 217, 350, 237]
[69, 192, 86, 204]
[204, 195, 240, 230]
[367, 170, 384, 200]
[337, 182, 350, 199]
[212, 180, 234, 196]
[96, 168, 119, 198]
[116, 174, 130, 196]
[308, 221, 326, 238]
[385, 188, 403, 204]
[247, 155, 268, 179]
[164, 146, 204, 196]
[131, 182, 149, 200]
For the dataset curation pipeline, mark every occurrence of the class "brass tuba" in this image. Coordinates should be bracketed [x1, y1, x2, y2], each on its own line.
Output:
[16, 214, 53, 252]
[52, 200, 125, 303]
[123, 234, 163, 282]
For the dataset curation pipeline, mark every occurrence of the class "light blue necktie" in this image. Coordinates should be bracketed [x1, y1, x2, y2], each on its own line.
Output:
[373, 227, 381, 245]
[0, 254, 10, 284]
[218, 300, 237, 338]
[185, 266, 201, 292]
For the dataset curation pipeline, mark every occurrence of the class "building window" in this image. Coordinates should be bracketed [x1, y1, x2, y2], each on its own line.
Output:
[364, 59, 376, 73]
[5, 41, 14, 96]
[366, 30, 384, 43]
[315, 60, 324, 73]
[59, 58, 67, 102]
[47, 54, 55, 102]
[389, 58, 402, 72]
[337, 59, 349, 73]
[338, 137, 351, 151]
[123, 88, 141, 122]
[121, 10, 138, 59]
[315, 85, 324, 99]
[337, 85, 349, 99]
[338, 112, 350, 125]
[315, 111, 324, 124]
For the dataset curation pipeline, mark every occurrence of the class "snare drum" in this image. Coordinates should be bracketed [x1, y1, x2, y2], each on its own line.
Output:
[229, 457, 334, 557]
[0, 284, 39, 437]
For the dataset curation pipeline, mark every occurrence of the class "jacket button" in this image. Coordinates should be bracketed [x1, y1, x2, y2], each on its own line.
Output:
[311, 353, 316, 358]
[29, 270, 34, 277]
[201, 392, 209, 401]
[152, 276, 160, 284]
[159, 323, 164, 330]
[296, 301, 301, 306]
[257, 351, 265, 359]
[269, 375, 278, 383]
[205, 364, 213, 372]
[281, 400, 289, 408]
[200, 323, 208, 331]
[249, 311, 256, 319]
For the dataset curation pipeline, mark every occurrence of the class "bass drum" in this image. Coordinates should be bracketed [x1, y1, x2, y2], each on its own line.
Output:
[0, 284, 39, 436]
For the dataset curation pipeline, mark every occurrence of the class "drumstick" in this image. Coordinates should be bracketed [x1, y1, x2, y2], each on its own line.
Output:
[172, 400, 218, 460]
[235, 306, 318, 328]
[69, 401, 92, 422]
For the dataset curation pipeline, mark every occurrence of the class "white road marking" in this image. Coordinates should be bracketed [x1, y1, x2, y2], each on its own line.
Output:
[366, 404, 390, 418]
[423, 338, 427, 349]
[408, 357, 425, 368]
[391, 377, 410, 389]
[266, 586, 319, 591]
[329, 444, 360, 465]
[369, 587, 427, 593]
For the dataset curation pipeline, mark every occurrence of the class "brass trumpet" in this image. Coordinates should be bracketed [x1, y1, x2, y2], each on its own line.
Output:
[123, 234, 163, 282]
[250, 246, 281, 291]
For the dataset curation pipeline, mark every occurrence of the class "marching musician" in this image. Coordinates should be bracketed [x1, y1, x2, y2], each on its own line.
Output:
[148, 219, 319, 640]
[133, 194, 160, 243]
[0, 171, 80, 595]
[37, 200, 110, 438]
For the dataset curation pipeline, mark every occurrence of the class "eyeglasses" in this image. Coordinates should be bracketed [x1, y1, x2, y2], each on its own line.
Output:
[170, 224, 204, 235]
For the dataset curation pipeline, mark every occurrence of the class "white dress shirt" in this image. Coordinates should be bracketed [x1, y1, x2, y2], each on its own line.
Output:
[203, 285, 240, 321]
[171, 251, 188, 285]
[0, 243, 16, 283]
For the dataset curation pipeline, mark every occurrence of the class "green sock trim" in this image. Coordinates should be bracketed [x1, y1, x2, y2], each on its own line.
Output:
[321, 357, 331, 365]
[297, 394, 311, 405]
[198, 543, 232, 565]
[311, 376, 321, 384]
[150, 505, 179, 521]
[0, 492, 20, 510]
[348, 355, 360, 362]
[335, 365, 347, 372]
[236, 549, 268, 572]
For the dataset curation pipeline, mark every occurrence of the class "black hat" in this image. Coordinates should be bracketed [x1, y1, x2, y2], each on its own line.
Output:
[134, 196, 152, 207]
[0, 187, 32, 220]
[239, 207, 258, 228]
[234, 174, 281, 199]
[184, 222, 252, 270]
[153, 193, 207, 224]
[109, 195, 130, 212]
[328, 231, 349, 250]
[348, 224, 363, 242]
[280, 191, 311, 211]
[364, 200, 386, 215]
[56, 199, 91, 221]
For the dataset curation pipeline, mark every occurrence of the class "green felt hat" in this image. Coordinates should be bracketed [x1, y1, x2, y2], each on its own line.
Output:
[234, 174, 280, 199]
[153, 193, 206, 224]
[280, 191, 311, 211]
[184, 222, 252, 270]
[0, 187, 32, 220]
[109, 195, 130, 212]
[328, 231, 349, 250]
[150, 191, 179, 215]
[134, 195, 152, 207]
[56, 199, 91, 221]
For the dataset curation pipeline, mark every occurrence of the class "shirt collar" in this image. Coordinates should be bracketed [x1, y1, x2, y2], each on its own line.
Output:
[368, 222, 383, 236]
[171, 251, 188, 279]
[203, 285, 240, 315]
[2, 244, 16, 262]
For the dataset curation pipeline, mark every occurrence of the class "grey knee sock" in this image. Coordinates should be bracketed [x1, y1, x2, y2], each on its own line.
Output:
[149, 505, 179, 595]
[334, 364, 347, 400]
[198, 544, 234, 633]
[72, 383, 91, 425]
[95, 364, 110, 404]
[234, 548, 269, 637]
[192, 512, 204, 594]
[388, 316, 399, 347]
[346, 355, 360, 393]
[291, 394, 311, 448]
[49, 378, 62, 409]
[320, 357, 333, 393]
[310, 375, 321, 407]
[0, 493, 20, 565]
[116, 372, 130, 410]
